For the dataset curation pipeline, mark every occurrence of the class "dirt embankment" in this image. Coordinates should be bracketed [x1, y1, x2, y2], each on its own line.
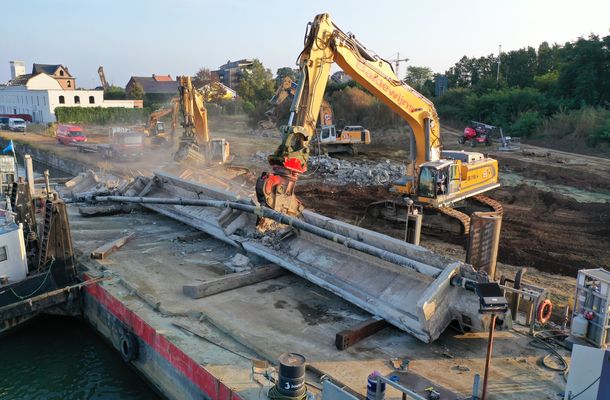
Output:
[297, 183, 610, 277]
[492, 185, 610, 276]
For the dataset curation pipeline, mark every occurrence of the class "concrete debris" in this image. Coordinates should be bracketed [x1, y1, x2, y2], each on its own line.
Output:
[223, 253, 252, 273]
[252, 151, 270, 161]
[78, 204, 137, 217]
[61, 170, 130, 200]
[308, 155, 406, 186]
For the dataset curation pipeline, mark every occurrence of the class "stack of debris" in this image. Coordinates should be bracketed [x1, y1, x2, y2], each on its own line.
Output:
[308, 155, 406, 186]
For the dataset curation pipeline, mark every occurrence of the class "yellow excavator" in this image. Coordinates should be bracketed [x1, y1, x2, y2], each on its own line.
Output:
[265, 76, 371, 156]
[174, 76, 230, 163]
[146, 98, 179, 142]
[255, 13, 501, 234]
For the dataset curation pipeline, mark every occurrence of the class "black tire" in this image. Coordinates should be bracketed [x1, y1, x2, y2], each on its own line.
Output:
[469, 140, 477, 148]
[458, 137, 466, 145]
[485, 138, 492, 146]
[119, 332, 139, 362]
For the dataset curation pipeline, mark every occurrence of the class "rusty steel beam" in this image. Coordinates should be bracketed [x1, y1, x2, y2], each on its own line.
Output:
[335, 317, 390, 350]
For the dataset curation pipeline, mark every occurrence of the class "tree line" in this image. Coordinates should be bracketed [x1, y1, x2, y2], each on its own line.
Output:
[98, 31, 609, 150]
[437, 34, 610, 146]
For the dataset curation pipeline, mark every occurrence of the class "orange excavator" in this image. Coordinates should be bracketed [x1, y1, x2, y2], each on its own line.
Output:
[256, 13, 502, 234]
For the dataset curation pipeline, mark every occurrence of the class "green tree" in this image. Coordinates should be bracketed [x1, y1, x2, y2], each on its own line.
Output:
[275, 67, 299, 86]
[237, 59, 275, 103]
[192, 68, 216, 88]
[501, 46, 537, 87]
[556, 35, 608, 106]
[536, 41, 560, 75]
[126, 82, 144, 100]
[404, 66, 433, 94]
[104, 85, 126, 100]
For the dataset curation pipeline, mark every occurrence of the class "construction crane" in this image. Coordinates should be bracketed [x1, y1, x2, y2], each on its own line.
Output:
[387, 52, 409, 80]
[97, 66, 110, 90]
[256, 13, 501, 234]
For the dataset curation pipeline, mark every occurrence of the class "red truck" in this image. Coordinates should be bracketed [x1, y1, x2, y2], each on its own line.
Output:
[56, 124, 87, 145]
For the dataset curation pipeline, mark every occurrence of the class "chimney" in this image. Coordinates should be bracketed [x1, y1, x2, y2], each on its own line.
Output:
[10, 61, 26, 79]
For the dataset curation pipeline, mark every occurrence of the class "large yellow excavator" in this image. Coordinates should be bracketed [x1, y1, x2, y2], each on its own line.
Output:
[174, 76, 230, 163]
[256, 13, 501, 234]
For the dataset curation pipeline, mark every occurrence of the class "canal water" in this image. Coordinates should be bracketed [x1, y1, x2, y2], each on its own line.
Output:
[0, 316, 161, 400]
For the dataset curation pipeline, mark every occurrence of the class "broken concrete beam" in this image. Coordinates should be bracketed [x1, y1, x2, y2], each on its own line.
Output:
[335, 317, 389, 350]
[183, 264, 287, 299]
[91, 232, 135, 259]
[78, 204, 136, 217]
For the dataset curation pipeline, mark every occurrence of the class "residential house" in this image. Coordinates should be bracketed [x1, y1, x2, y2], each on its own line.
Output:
[0, 61, 139, 123]
[211, 59, 253, 90]
[125, 74, 178, 97]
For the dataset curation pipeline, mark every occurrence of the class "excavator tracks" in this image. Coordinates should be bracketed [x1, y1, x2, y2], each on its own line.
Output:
[436, 206, 472, 236]
[471, 194, 504, 215]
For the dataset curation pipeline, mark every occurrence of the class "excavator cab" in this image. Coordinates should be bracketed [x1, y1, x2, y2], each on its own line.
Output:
[319, 125, 337, 143]
[417, 161, 459, 200]
[155, 121, 165, 135]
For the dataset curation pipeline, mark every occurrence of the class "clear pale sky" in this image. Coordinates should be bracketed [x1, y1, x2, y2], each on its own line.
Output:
[2, 0, 608, 88]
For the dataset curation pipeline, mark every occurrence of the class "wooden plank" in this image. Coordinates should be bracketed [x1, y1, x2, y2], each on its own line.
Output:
[183, 264, 287, 299]
[91, 232, 135, 259]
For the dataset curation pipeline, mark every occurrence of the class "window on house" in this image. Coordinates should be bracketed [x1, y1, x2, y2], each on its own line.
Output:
[0, 246, 8, 262]
[59, 70, 64, 77]
[67, 80, 71, 88]
[89, 96, 95, 104]
[59, 95, 65, 104]
[37, 97, 40, 106]
[43, 97, 46, 106]
[74, 96, 80, 104]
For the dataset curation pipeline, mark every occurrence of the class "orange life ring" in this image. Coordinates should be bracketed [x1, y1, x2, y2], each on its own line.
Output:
[537, 299, 553, 324]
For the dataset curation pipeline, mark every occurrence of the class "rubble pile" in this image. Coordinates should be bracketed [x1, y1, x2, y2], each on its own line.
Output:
[308, 155, 406, 186]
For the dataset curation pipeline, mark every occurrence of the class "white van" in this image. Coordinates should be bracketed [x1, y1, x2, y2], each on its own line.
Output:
[8, 118, 26, 133]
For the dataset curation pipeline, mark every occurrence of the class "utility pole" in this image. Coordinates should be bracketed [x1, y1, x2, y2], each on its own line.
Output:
[387, 52, 409, 80]
[496, 45, 502, 83]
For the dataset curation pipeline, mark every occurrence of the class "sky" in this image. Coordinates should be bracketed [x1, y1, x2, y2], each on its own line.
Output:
[2, 0, 609, 88]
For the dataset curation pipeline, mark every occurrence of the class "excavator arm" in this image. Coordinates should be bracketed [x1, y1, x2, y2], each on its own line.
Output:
[148, 98, 179, 138]
[174, 76, 230, 163]
[257, 13, 442, 215]
[177, 76, 210, 146]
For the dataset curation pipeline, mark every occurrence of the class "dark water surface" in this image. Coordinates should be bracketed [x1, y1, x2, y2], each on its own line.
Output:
[0, 316, 161, 400]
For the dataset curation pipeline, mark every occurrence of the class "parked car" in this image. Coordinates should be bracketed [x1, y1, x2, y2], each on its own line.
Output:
[8, 118, 26, 132]
[56, 124, 87, 145]
[0, 117, 9, 130]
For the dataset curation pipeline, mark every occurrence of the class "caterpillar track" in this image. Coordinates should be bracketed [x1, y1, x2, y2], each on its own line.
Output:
[366, 194, 503, 237]
[471, 194, 504, 215]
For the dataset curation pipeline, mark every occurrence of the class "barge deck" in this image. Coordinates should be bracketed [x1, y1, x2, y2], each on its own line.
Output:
[72, 204, 565, 400]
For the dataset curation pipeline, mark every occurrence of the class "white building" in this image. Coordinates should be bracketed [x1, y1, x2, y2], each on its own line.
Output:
[0, 61, 140, 124]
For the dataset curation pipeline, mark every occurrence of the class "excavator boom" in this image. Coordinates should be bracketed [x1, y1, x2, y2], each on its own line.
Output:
[257, 13, 499, 228]
[174, 76, 230, 163]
